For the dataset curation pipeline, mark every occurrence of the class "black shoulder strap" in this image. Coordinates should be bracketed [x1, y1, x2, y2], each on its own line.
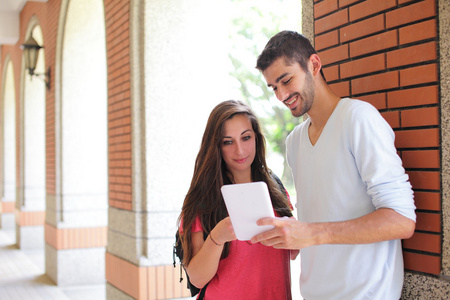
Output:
[173, 229, 206, 297]
[270, 171, 287, 197]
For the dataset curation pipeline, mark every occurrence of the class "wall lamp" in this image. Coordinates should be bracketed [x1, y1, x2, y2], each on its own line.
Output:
[20, 36, 50, 90]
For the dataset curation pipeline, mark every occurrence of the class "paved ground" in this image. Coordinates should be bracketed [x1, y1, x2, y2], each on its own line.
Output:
[0, 224, 302, 300]
[0, 227, 105, 300]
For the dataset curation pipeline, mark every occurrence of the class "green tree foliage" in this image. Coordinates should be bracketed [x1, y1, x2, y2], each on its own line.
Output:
[228, 0, 302, 185]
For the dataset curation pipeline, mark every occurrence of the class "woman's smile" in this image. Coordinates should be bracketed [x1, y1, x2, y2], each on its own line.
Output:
[234, 156, 249, 164]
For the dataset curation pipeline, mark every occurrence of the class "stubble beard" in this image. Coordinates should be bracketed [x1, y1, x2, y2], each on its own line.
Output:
[291, 72, 315, 118]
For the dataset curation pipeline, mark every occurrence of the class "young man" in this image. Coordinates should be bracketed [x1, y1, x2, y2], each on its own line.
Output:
[251, 31, 416, 299]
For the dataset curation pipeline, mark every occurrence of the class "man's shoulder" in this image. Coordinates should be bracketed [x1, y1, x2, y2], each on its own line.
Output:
[337, 98, 382, 124]
[339, 98, 378, 114]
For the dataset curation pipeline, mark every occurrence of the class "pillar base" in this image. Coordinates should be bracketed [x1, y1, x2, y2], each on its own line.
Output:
[46, 244, 105, 286]
[0, 213, 15, 229]
[16, 225, 44, 249]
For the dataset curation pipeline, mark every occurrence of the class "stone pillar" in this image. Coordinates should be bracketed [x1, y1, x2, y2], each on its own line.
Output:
[1, 60, 16, 231]
[45, 0, 108, 285]
[402, 1, 450, 298]
[16, 24, 46, 250]
[106, 0, 232, 298]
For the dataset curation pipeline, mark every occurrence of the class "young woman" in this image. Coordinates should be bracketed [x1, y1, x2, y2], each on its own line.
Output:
[178, 100, 296, 299]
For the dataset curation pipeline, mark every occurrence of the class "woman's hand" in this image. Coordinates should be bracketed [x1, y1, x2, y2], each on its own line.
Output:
[210, 217, 236, 245]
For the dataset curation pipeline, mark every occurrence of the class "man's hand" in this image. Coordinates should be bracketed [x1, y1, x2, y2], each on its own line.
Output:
[251, 208, 416, 250]
[251, 216, 318, 250]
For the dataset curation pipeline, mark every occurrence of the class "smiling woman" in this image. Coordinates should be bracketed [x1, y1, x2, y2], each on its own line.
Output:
[177, 100, 295, 299]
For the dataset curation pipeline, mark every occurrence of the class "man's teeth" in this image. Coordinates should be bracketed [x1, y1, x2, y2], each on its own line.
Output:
[287, 97, 296, 105]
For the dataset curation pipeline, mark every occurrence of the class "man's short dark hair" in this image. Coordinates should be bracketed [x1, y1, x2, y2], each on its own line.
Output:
[256, 30, 325, 80]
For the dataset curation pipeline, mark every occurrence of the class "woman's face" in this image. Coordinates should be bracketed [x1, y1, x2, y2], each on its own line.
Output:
[221, 114, 256, 183]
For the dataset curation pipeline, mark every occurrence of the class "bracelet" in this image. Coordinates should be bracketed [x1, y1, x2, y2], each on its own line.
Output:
[209, 233, 223, 246]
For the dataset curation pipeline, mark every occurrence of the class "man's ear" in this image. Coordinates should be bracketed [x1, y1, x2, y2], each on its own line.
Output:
[309, 54, 322, 77]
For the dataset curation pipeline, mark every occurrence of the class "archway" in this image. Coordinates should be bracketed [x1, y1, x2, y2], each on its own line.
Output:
[46, 0, 108, 285]
[1, 59, 16, 231]
[17, 22, 46, 249]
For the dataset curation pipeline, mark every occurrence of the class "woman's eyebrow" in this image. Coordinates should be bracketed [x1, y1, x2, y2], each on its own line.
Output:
[241, 129, 252, 135]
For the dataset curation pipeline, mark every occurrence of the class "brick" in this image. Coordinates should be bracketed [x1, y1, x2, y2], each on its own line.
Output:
[319, 44, 349, 65]
[109, 125, 131, 136]
[381, 111, 400, 128]
[413, 191, 441, 211]
[315, 9, 349, 34]
[109, 167, 132, 177]
[402, 149, 440, 169]
[315, 0, 338, 18]
[403, 232, 440, 253]
[110, 175, 132, 185]
[358, 93, 386, 110]
[399, 19, 437, 45]
[386, 0, 436, 29]
[349, 0, 396, 22]
[401, 107, 439, 128]
[351, 71, 398, 95]
[415, 212, 441, 232]
[387, 85, 438, 108]
[387, 42, 437, 68]
[323, 65, 340, 82]
[403, 252, 441, 275]
[315, 30, 339, 50]
[400, 64, 438, 87]
[395, 128, 439, 148]
[350, 30, 398, 57]
[340, 53, 385, 79]
[340, 14, 384, 43]
[339, 0, 360, 8]
[407, 171, 440, 190]
[330, 81, 350, 98]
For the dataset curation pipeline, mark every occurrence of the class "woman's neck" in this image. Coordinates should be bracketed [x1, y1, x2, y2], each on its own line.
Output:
[229, 170, 252, 184]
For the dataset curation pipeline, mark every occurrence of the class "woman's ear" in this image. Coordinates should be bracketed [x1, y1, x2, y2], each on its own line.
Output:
[309, 54, 322, 77]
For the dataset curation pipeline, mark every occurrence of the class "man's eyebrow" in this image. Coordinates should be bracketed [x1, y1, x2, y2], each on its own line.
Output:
[268, 72, 289, 87]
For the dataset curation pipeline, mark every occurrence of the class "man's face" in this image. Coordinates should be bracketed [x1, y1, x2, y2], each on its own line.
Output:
[262, 57, 315, 118]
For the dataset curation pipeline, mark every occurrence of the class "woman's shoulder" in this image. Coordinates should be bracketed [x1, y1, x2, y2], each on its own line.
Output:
[179, 215, 203, 233]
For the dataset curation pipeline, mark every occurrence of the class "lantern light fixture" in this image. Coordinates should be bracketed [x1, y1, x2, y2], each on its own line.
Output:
[20, 36, 50, 90]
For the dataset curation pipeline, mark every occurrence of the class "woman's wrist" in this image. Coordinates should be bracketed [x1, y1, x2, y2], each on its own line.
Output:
[209, 231, 224, 246]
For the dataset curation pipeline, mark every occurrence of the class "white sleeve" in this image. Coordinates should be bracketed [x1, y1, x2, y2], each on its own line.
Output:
[349, 104, 416, 222]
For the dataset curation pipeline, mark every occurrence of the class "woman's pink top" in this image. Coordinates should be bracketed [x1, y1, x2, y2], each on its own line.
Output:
[190, 216, 292, 300]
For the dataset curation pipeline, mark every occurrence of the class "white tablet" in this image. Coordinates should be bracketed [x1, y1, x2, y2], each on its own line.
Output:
[221, 181, 275, 241]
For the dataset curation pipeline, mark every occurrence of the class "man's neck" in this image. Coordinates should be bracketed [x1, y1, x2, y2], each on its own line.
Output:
[307, 89, 341, 145]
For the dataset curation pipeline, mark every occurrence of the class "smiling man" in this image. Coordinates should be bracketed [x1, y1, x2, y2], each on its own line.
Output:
[251, 31, 417, 300]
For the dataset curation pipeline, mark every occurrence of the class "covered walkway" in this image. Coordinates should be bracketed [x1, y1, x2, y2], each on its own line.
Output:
[0, 226, 105, 300]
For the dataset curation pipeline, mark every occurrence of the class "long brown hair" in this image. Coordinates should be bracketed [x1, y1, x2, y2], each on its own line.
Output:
[178, 100, 292, 265]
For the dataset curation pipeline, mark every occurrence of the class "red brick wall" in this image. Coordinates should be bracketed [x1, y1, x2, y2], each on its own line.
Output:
[314, 0, 440, 275]
[104, 0, 133, 211]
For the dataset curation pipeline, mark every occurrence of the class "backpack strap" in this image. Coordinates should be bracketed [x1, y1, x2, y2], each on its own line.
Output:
[174, 229, 204, 297]
[270, 171, 288, 198]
